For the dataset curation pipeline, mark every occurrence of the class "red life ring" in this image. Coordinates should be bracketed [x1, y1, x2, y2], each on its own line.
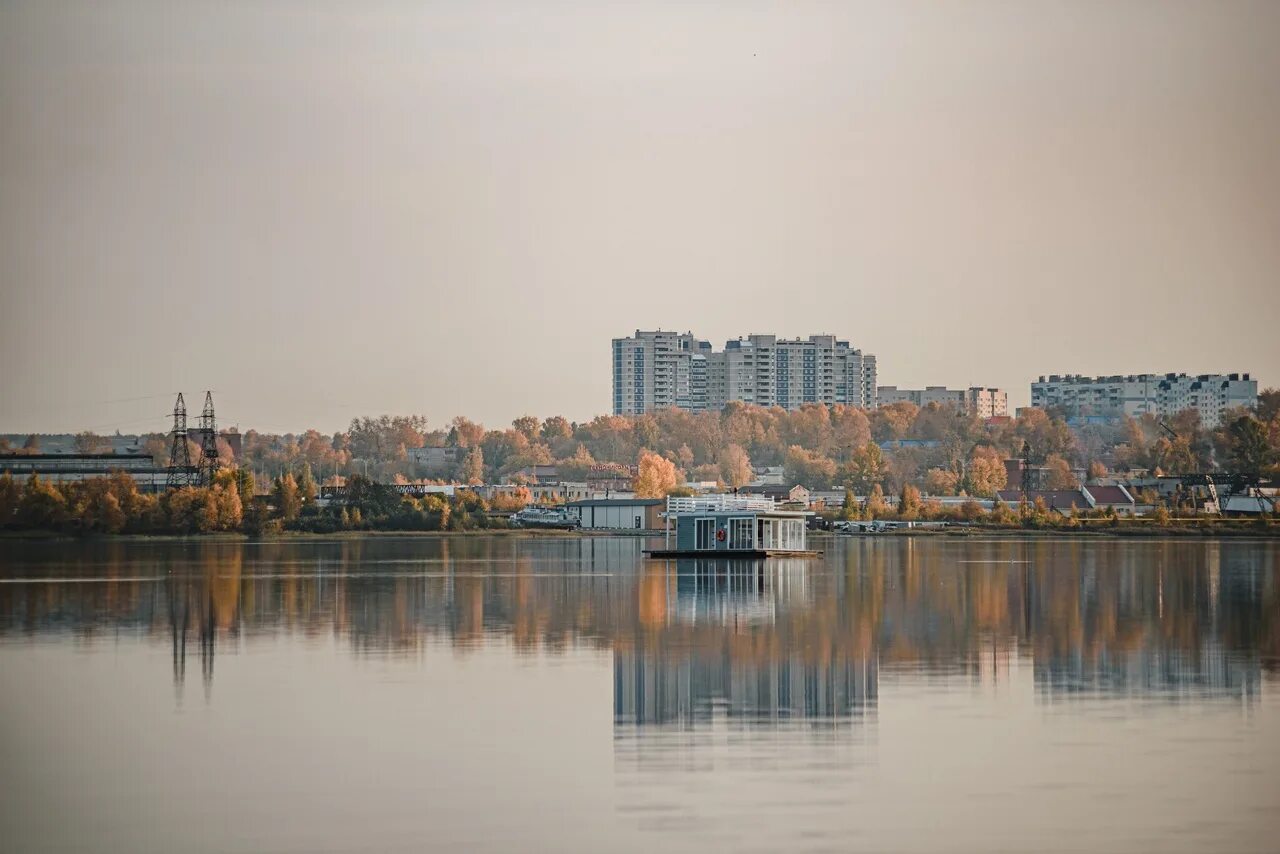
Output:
[715, 529, 726, 542]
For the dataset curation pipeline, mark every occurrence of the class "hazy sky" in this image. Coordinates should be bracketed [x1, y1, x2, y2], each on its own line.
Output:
[2, 0, 1278, 435]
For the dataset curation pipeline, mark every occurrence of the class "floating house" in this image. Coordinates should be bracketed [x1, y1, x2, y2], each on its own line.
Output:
[646, 495, 818, 558]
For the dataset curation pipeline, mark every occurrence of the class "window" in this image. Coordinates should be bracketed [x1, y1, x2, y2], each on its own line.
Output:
[695, 518, 715, 550]
[728, 517, 754, 550]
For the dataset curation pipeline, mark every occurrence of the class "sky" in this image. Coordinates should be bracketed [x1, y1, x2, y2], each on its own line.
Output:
[1, 0, 1278, 436]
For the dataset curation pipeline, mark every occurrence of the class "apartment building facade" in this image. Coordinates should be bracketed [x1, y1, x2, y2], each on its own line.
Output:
[611, 331, 714, 416]
[613, 331, 877, 415]
[1030, 373, 1257, 426]
[877, 386, 1009, 418]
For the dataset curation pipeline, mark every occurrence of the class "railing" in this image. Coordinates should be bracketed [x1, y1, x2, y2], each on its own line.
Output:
[666, 495, 778, 514]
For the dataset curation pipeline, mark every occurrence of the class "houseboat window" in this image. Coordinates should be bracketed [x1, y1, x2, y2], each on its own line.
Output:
[695, 518, 715, 550]
[728, 517, 754, 550]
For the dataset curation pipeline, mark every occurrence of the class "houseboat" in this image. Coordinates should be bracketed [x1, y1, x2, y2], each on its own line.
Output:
[644, 495, 820, 558]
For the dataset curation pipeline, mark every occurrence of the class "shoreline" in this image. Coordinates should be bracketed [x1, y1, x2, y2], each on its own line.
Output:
[823, 526, 1280, 539]
[1, 524, 1277, 542]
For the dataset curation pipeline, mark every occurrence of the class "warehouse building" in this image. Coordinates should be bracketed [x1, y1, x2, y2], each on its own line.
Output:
[566, 498, 664, 530]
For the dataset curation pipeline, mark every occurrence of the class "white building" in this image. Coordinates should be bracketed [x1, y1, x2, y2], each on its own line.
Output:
[614, 331, 877, 415]
[1031, 373, 1257, 426]
[877, 386, 1009, 417]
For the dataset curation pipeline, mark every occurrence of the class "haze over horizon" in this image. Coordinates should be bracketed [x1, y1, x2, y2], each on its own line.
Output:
[2, 0, 1278, 436]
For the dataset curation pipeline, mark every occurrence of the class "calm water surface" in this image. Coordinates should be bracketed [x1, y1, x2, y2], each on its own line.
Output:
[1, 535, 1277, 853]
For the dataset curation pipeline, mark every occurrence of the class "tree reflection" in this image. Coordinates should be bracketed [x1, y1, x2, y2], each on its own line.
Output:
[0, 537, 1274, 711]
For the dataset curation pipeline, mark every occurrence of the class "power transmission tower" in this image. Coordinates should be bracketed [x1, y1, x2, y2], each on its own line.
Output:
[166, 393, 197, 489]
[197, 391, 220, 486]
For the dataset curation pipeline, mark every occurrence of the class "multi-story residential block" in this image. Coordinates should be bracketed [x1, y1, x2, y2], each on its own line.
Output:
[877, 386, 1009, 418]
[613, 331, 877, 414]
[611, 331, 713, 416]
[1030, 373, 1257, 426]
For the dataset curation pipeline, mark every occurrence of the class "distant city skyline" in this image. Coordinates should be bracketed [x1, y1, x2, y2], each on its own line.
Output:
[2, 1, 1278, 434]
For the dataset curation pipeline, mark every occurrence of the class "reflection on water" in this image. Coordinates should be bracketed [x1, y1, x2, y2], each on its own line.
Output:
[2, 536, 1279, 853]
[1, 537, 1275, 709]
[615, 560, 878, 727]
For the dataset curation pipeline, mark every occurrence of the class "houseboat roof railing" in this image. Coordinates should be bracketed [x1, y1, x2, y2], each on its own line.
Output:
[666, 494, 778, 515]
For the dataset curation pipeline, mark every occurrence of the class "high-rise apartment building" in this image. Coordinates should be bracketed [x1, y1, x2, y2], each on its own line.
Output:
[877, 386, 1009, 418]
[613, 331, 877, 415]
[611, 331, 713, 416]
[1030, 373, 1257, 427]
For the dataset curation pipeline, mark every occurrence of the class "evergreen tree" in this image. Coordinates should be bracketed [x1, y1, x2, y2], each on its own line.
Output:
[461, 447, 485, 485]
[296, 463, 318, 505]
[838, 487, 859, 521]
[273, 473, 302, 521]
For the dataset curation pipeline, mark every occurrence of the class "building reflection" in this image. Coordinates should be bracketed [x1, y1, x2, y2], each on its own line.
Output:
[615, 559, 877, 726]
[0, 536, 1275, 709]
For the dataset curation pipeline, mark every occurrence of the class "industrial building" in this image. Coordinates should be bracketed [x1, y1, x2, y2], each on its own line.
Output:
[613, 330, 877, 415]
[0, 453, 169, 492]
[1030, 373, 1257, 426]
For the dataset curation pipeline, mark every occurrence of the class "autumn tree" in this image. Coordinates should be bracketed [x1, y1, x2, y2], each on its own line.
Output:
[444, 416, 482, 450]
[783, 445, 837, 488]
[18, 475, 65, 528]
[232, 468, 256, 503]
[829, 405, 872, 460]
[1147, 436, 1197, 476]
[965, 446, 1008, 497]
[898, 484, 922, 520]
[719, 444, 753, 489]
[296, 463, 319, 505]
[841, 442, 886, 492]
[1221, 414, 1274, 478]
[1043, 454, 1078, 490]
[540, 416, 573, 443]
[272, 473, 302, 521]
[924, 468, 959, 496]
[461, 447, 485, 485]
[0, 473, 19, 527]
[556, 444, 597, 481]
[490, 486, 533, 513]
[511, 416, 541, 444]
[864, 484, 889, 520]
[633, 450, 679, 498]
[870, 402, 918, 443]
[838, 487, 860, 521]
[1257, 388, 1280, 423]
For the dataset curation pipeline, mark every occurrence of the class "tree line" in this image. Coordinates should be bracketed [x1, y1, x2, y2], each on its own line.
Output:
[0, 468, 507, 536]
[205, 391, 1279, 493]
[3, 390, 1277, 533]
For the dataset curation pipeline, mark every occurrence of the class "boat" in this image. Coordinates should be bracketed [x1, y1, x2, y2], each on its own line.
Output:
[644, 495, 822, 558]
[510, 506, 579, 530]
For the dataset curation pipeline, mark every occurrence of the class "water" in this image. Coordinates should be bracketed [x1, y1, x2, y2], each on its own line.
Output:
[1, 535, 1277, 853]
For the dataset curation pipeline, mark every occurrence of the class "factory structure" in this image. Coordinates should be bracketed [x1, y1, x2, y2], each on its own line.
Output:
[0, 392, 227, 493]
